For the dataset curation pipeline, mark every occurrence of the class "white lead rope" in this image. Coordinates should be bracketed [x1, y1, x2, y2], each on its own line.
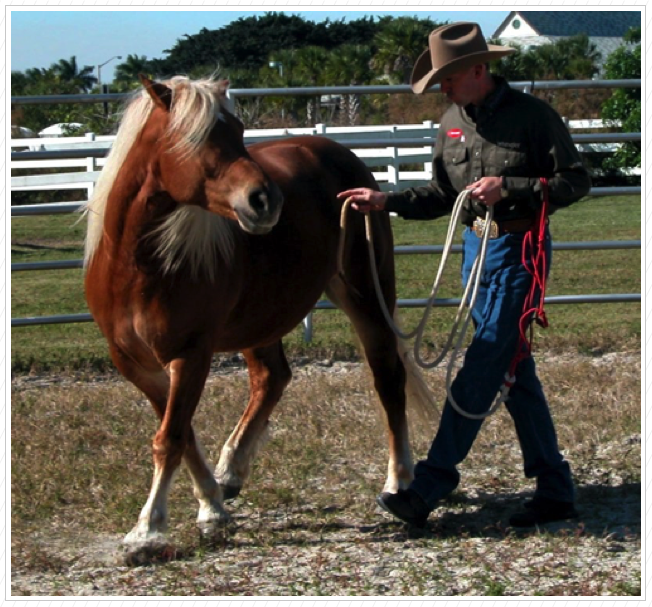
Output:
[339, 190, 509, 420]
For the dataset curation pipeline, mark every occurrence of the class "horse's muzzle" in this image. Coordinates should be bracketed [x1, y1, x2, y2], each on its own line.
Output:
[235, 181, 284, 235]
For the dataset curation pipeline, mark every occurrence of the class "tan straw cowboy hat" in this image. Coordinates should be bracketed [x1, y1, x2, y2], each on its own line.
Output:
[410, 22, 516, 94]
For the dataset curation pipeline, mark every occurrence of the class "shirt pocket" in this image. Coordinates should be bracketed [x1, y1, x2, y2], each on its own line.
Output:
[495, 146, 527, 176]
[443, 145, 469, 190]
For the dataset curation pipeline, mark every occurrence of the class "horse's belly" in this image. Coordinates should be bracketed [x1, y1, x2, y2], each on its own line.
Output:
[212, 282, 324, 351]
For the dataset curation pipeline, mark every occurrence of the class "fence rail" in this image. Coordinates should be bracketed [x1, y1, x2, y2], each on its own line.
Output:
[10, 79, 642, 107]
[11, 80, 641, 333]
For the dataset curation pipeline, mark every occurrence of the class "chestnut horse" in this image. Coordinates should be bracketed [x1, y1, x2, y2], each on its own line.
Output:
[84, 75, 427, 555]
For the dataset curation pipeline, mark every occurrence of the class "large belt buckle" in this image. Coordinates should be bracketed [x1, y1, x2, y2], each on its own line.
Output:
[473, 217, 499, 239]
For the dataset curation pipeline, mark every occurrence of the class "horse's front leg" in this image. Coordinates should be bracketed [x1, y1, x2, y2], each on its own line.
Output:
[124, 341, 221, 555]
[215, 342, 292, 499]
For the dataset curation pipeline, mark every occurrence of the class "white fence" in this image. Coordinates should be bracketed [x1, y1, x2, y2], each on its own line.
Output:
[11, 120, 641, 331]
[10, 119, 633, 201]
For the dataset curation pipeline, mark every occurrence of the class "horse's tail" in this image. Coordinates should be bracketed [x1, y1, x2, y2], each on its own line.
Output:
[395, 311, 441, 432]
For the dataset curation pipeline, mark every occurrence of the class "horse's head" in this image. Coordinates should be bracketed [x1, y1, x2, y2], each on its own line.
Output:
[140, 75, 283, 235]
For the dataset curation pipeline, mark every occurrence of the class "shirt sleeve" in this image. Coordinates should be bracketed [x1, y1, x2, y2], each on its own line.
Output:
[383, 127, 457, 220]
[503, 106, 591, 210]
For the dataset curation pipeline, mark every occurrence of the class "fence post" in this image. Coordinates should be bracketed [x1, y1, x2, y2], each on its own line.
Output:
[303, 312, 313, 342]
[423, 120, 434, 176]
[387, 125, 399, 187]
[85, 132, 97, 198]
[224, 89, 236, 115]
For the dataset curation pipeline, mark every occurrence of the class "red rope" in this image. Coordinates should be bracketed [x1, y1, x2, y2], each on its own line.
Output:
[504, 178, 550, 387]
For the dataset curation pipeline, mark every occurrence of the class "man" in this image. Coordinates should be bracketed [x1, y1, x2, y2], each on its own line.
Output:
[338, 22, 591, 528]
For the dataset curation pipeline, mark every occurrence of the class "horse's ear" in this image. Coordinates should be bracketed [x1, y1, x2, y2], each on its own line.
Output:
[139, 74, 172, 111]
[217, 79, 230, 97]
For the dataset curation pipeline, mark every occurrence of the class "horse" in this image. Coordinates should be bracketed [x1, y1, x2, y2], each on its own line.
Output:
[84, 75, 430, 557]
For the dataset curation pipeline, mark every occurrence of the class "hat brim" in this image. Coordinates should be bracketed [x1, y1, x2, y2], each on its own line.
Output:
[410, 45, 516, 94]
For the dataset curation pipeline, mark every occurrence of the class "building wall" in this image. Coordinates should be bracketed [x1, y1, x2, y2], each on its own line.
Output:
[496, 14, 539, 37]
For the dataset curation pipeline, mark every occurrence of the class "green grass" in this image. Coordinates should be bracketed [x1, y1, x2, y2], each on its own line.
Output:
[11, 353, 641, 594]
[10, 195, 640, 372]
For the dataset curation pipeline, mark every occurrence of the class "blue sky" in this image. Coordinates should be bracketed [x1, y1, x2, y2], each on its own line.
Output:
[10, 9, 509, 83]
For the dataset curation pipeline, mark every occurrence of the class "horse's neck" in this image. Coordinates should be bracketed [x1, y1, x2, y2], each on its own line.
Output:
[103, 161, 163, 250]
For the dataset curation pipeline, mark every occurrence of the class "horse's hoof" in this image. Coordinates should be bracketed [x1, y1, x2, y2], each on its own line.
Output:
[221, 484, 242, 501]
[197, 518, 236, 543]
[121, 538, 177, 566]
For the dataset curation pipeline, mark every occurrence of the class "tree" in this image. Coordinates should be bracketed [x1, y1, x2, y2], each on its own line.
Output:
[492, 35, 600, 81]
[323, 44, 373, 125]
[114, 54, 153, 84]
[224, 65, 288, 128]
[372, 17, 441, 84]
[51, 55, 97, 92]
[488, 42, 538, 81]
[294, 46, 330, 123]
[550, 35, 601, 80]
[156, 12, 387, 77]
[601, 29, 641, 173]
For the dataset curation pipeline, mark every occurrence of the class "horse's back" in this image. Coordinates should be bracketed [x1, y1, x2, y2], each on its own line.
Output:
[249, 136, 378, 202]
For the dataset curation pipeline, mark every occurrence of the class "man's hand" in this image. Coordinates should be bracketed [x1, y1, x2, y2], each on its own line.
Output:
[337, 188, 387, 213]
[465, 176, 504, 207]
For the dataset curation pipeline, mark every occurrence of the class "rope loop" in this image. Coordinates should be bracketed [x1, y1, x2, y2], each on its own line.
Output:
[339, 181, 549, 421]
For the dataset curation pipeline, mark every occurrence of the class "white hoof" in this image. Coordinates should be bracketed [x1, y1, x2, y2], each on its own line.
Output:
[122, 532, 175, 566]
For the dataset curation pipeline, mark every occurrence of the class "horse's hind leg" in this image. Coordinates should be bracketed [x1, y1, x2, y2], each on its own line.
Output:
[215, 341, 292, 499]
[326, 277, 413, 494]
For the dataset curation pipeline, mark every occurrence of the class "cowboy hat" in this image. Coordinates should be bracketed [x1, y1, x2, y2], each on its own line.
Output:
[410, 22, 516, 94]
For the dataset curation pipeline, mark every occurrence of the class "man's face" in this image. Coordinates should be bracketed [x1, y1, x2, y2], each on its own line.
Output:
[440, 66, 482, 106]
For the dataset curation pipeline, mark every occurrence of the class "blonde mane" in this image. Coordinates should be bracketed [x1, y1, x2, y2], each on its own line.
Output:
[83, 76, 234, 279]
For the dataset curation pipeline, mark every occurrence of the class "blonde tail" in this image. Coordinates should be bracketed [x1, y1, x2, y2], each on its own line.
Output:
[395, 311, 440, 434]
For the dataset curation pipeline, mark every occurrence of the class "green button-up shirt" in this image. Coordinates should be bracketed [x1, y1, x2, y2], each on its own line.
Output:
[385, 76, 591, 225]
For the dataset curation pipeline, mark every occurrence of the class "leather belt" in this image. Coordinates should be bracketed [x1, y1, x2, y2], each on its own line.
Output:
[471, 217, 537, 239]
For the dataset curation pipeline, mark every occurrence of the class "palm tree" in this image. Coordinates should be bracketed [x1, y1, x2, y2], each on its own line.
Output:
[324, 44, 373, 125]
[114, 54, 152, 84]
[554, 35, 601, 79]
[372, 17, 438, 84]
[224, 65, 279, 127]
[294, 46, 330, 124]
[490, 42, 542, 81]
[51, 56, 97, 92]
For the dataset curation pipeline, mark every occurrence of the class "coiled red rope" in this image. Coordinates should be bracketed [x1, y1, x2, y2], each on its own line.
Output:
[504, 177, 550, 387]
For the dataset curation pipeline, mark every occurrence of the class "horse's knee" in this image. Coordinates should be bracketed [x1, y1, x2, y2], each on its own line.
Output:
[153, 431, 186, 468]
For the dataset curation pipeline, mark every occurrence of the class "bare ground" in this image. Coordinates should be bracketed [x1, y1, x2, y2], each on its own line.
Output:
[10, 351, 641, 596]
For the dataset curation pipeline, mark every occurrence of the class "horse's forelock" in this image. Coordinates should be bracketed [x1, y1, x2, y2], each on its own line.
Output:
[165, 76, 227, 158]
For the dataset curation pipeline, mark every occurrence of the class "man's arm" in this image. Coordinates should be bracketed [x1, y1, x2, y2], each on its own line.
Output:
[504, 107, 591, 211]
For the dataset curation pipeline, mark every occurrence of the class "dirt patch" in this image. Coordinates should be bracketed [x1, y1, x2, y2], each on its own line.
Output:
[11, 351, 641, 596]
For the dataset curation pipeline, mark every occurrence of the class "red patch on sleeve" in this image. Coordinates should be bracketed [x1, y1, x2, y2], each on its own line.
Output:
[447, 128, 463, 138]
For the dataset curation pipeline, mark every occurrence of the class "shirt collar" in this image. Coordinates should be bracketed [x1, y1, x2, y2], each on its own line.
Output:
[463, 76, 510, 123]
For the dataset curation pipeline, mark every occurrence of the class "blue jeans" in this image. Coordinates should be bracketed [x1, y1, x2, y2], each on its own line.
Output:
[410, 226, 575, 507]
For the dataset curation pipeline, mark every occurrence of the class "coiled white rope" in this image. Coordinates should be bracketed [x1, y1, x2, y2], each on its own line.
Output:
[339, 190, 509, 419]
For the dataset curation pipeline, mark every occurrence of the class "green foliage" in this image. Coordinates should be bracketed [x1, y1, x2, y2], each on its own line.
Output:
[371, 17, 445, 84]
[491, 34, 600, 81]
[11, 54, 123, 134]
[600, 29, 641, 171]
[114, 54, 154, 84]
[10, 16, 640, 146]
[154, 12, 383, 76]
[51, 56, 98, 91]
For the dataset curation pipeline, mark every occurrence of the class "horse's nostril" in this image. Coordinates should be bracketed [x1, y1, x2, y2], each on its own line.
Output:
[248, 188, 268, 214]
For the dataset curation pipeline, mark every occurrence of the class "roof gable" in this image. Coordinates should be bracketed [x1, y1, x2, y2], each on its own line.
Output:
[494, 11, 640, 38]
